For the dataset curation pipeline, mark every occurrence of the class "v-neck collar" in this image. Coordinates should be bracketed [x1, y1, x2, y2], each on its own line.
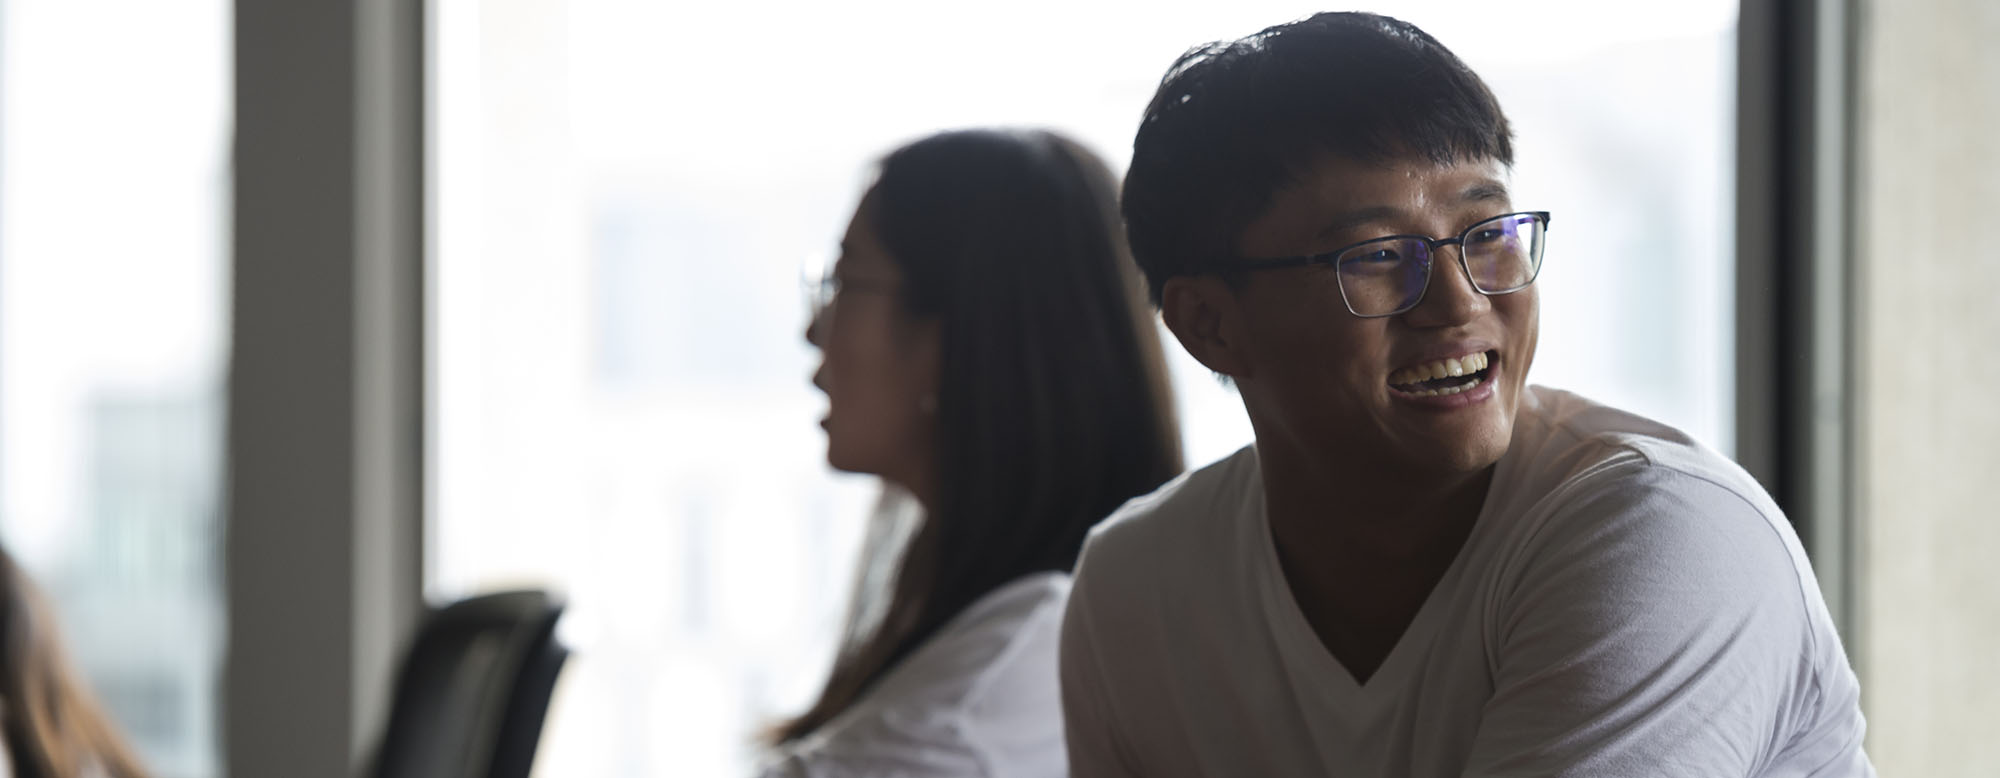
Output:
[1244, 446, 1514, 722]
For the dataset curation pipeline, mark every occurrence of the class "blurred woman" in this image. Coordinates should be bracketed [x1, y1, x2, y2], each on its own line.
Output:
[762, 129, 1183, 776]
[0, 548, 152, 778]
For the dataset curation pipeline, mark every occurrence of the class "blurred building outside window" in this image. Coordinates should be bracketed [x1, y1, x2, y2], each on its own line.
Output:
[0, 1, 231, 777]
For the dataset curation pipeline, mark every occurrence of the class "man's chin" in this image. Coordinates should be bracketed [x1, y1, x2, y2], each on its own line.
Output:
[1391, 417, 1512, 476]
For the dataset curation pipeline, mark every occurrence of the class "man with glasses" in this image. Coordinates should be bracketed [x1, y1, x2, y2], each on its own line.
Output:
[1060, 12, 1872, 777]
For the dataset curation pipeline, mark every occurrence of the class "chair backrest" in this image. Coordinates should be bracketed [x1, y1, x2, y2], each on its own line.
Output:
[369, 589, 568, 778]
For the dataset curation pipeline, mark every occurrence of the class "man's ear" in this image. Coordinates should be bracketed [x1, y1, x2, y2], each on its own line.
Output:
[1160, 275, 1254, 381]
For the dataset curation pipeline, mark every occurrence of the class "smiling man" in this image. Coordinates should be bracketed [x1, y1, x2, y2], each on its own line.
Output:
[1059, 12, 1874, 777]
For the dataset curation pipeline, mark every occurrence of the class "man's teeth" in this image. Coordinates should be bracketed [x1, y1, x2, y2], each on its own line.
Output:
[1401, 377, 1484, 398]
[1389, 351, 1490, 386]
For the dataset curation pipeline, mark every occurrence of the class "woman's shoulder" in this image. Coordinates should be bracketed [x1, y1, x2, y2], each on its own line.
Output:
[765, 573, 1070, 777]
[945, 571, 1071, 639]
[887, 571, 1069, 708]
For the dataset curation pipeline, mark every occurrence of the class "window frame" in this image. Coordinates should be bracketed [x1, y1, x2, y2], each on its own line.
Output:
[225, 0, 427, 774]
[1734, 0, 1859, 645]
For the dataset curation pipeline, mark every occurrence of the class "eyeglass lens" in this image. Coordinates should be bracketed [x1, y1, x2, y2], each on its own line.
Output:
[801, 262, 835, 320]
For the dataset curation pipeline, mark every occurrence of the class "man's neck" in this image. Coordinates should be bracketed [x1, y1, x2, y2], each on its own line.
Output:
[1252, 427, 1496, 682]
[1257, 434, 1494, 565]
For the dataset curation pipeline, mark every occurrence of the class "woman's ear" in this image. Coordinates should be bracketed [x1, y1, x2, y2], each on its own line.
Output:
[904, 315, 945, 393]
[1160, 276, 1253, 381]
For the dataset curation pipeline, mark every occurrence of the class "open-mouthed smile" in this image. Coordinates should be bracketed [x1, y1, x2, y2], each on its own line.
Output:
[1388, 350, 1494, 398]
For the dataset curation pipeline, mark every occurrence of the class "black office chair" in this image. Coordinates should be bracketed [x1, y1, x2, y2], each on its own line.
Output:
[369, 589, 569, 778]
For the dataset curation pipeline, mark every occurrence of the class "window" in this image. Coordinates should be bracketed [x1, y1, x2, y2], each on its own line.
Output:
[430, 2, 1736, 774]
[0, 1, 231, 775]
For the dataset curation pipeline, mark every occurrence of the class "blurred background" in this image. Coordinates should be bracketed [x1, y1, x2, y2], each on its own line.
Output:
[429, 2, 1735, 775]
[0, 0, 1991, 776]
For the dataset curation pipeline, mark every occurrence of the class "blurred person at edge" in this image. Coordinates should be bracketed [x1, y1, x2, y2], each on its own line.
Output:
[0, 548, 152, 778]
[758, 129, 1184, 777]
[1059, 12, 1873, 778]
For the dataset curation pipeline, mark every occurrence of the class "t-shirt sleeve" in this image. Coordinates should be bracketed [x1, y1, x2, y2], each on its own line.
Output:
[1462, 463, 1829, 777]
[1060, 549, 1142, 778]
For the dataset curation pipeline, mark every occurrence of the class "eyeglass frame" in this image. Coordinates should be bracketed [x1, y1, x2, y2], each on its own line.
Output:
[1198, 210, 1552, 318]
[804, 264, 901, 322]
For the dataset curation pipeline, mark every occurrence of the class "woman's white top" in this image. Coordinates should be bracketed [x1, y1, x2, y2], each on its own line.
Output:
[758, 572, 1070, 778]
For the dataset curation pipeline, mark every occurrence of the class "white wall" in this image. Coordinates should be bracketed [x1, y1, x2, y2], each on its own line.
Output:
[1855, 0, 2000, 773]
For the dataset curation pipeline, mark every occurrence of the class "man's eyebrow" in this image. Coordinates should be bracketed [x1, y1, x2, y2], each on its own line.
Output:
[1314, 205, 1402, 241]
[1461, 180, 1511, 203]
[1310, 181, 1511, 242]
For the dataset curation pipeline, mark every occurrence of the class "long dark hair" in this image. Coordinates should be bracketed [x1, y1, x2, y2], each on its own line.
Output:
[0, 548, 153, 778]
[775, 129, 1183, 744]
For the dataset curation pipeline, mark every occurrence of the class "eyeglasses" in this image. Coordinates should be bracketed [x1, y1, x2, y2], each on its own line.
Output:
[803, 261, 900, 322]
[1215, 211, 1550, 318]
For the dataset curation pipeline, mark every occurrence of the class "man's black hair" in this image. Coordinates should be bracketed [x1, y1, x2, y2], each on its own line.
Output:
[1123, 11, 1515, 303]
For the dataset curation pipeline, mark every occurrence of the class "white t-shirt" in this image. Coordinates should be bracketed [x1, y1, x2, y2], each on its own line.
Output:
[1061, 386, 1872, 777]
[760, 572, 1071, 778]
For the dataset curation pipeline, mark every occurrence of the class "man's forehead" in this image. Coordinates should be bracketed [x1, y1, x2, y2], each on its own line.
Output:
[1286, 154, 1509, 228]
[1237, 153, 1512, 257]
[1291, 152, 1510, 203]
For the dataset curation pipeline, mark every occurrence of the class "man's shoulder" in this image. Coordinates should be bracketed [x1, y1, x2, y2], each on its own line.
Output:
[1515, 385, 1772, 510]
[1500, 388, 1813, 607]
[1498, 387, 1809, 586]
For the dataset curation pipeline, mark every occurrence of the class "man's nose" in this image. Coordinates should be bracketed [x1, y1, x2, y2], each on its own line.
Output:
[1400, 245, 1489, 327]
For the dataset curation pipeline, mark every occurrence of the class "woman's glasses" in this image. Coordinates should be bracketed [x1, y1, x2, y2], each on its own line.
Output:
[802, 259, 901, 323]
